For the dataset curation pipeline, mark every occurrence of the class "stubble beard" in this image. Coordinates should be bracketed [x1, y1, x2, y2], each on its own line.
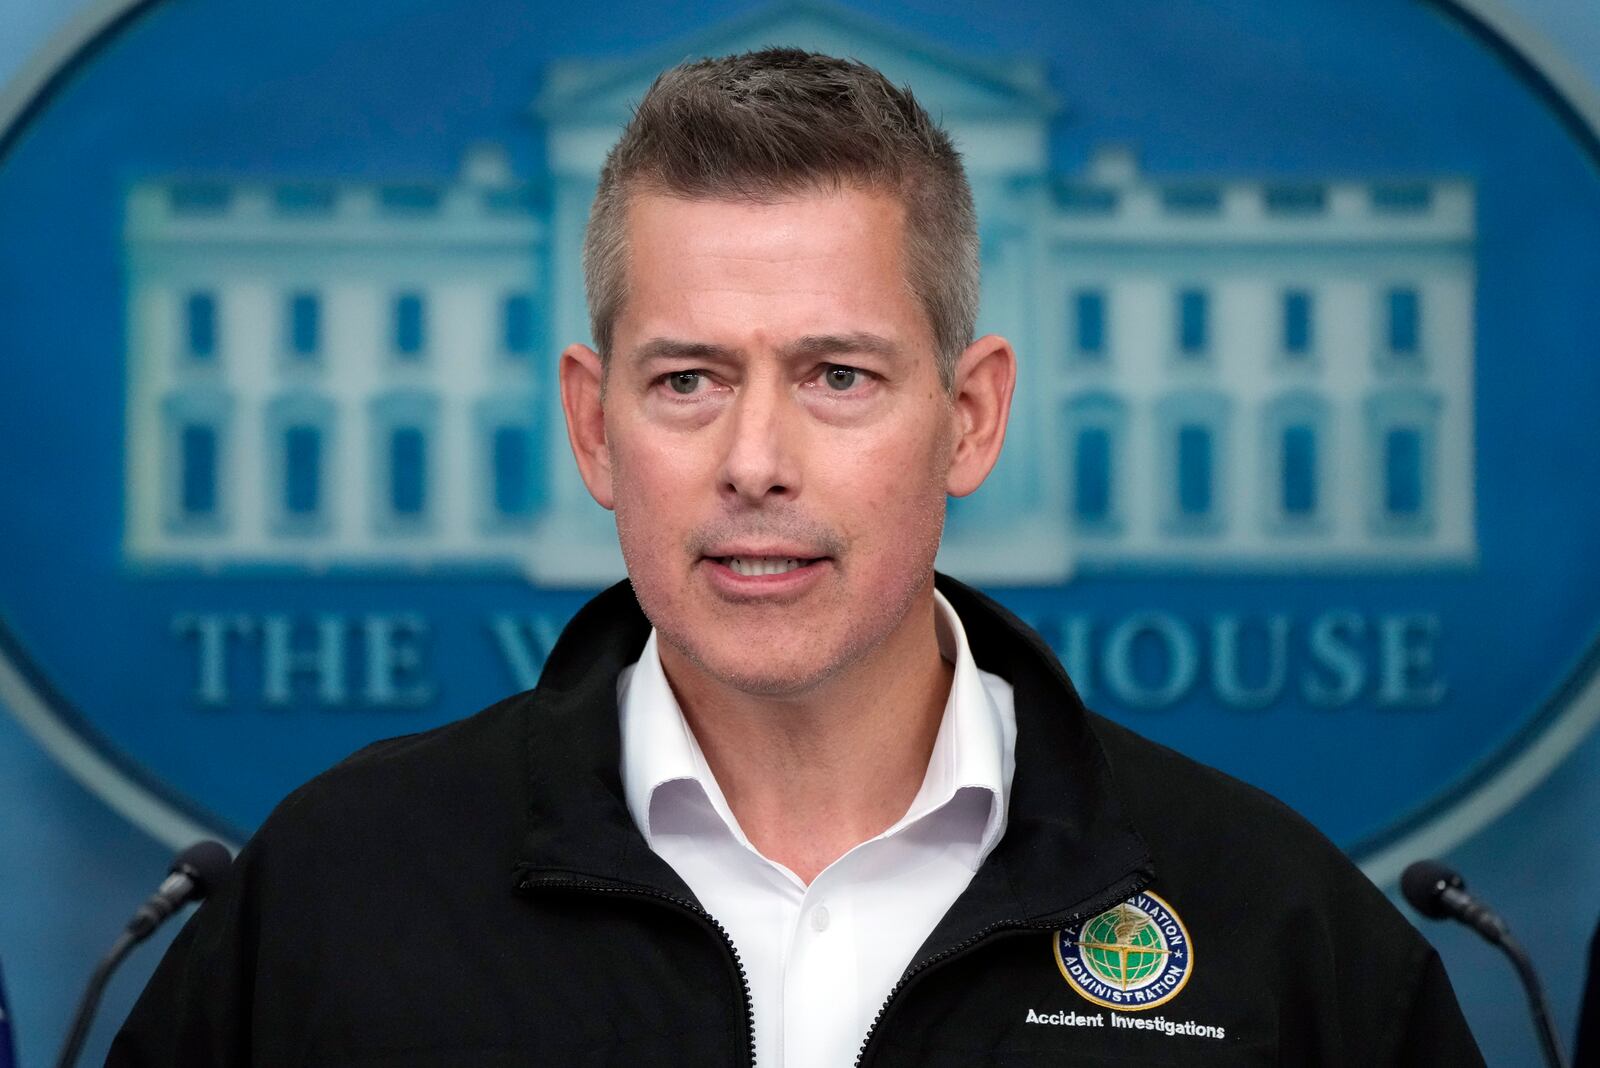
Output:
[617, 492, 949, 703]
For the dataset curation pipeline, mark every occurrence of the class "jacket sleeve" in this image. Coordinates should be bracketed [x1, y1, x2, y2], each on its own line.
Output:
[1386, 946, 1486, 1067]
[106, 836, 265, 1066]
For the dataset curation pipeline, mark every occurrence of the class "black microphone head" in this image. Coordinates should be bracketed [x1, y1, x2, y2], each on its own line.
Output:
[170, 839, 234, 897]
[1401, 859, 1465, 919]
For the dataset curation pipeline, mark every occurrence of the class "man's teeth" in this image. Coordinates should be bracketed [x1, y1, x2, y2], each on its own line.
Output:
[725, 557, 805, 577]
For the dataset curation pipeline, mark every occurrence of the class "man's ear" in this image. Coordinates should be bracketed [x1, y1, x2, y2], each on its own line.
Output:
[559, 343, 615, 510]
[946, 334, 1017, 498]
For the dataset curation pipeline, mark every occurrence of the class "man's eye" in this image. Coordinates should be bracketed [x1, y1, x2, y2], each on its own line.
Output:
[667, 371, 702, 395]
[823, 365, 859, 391]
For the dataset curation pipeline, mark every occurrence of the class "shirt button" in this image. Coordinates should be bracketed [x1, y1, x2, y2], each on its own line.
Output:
[810, 905, 831, 932]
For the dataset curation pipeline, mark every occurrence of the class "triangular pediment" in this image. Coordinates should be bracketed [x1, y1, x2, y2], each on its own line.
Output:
[534, 2, 1057, 127]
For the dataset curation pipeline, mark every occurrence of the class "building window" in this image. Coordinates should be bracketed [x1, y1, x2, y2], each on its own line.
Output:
[180, 424, 218, 516]
[1282, 290, 1313, 357]
[1177, 425, 1213, 516]
[389, 427, 427, 515]
[476, 396, 543, 530]
[1282, 425, 1318, 516]
[265, 394, 334, 534]
[288, 292, 320, 357]
[370, 392, 436, 533]
[185, 292, 217, 358]
[1386, 287, 1421, 357]
[283, 425, 322, 515]
[1063, 393, 1126, 533]
[1158, 391, 1229, 534]
[1384, 428, 1423, 516]
[492, 427, 534, 517]
[1261, 392, 1330, 532]
[503, 293, 536, 356]
[1364, 389, 1439, 535]
[1177, 288, 1209, 356]
[393, 292, 426, 357]
[1072, 289, 1107, 358]
[163, 389, 232, 533]
[1074, 427, 1112, 522]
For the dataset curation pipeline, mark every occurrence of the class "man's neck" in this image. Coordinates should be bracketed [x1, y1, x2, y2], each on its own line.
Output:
[657, 592, 954, 885]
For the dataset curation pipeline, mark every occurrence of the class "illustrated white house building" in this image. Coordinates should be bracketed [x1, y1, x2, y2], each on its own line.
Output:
[121, 3, 1477, 585]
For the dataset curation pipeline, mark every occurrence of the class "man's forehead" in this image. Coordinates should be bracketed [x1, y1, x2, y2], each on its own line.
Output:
[611, 188, 932, 358]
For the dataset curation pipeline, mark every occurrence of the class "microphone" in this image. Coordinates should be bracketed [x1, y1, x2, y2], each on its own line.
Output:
[1400, 859, 1509, 943]
[55, 840, 233, 1068]
[128, 839, 233, 939]
[1401, 859, 1569, 1068]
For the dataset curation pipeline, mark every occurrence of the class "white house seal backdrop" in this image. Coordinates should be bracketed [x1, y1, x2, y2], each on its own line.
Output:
[2, 1, 1599, 1063]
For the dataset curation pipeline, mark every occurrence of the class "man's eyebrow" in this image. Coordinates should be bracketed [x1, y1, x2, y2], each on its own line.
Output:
[778, 333, 902, 362]
[627, 338, 742, 365]
[625, 334, 901, 365]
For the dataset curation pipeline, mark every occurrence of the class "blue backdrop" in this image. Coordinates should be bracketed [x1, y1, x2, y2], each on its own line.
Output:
[2, 1, 1598, 1064]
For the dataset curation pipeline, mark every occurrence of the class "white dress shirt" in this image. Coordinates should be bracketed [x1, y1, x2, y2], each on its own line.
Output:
[617, 590, 1017, 1068]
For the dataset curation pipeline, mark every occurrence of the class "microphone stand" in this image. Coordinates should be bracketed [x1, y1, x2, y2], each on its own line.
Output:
[54, 840, 232, 1068]
[1401, 859, 1571, 1068]
[56, 930, 141, 1068]
[1497, 930, 1570, 1068]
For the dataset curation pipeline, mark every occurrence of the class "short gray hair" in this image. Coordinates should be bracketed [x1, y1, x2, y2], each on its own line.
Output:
[583, 48, 979, 390]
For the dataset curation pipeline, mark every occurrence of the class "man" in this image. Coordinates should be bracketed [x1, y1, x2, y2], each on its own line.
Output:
[114, 49, 1483, 1065]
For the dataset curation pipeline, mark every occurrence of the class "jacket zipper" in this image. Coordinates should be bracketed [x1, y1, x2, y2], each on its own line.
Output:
[518, 874, 758, 1067]
[852, 871, 1152, 1068]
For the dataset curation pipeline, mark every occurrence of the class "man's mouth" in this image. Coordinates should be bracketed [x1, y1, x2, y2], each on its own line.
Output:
[713, 556, 820, 577]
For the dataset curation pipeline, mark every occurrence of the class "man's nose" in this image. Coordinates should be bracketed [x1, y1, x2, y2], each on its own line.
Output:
[718, 378, 799, 505]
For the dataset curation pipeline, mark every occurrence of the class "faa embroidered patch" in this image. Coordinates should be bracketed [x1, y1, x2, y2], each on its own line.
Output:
[1054, 891, 1193, 1011]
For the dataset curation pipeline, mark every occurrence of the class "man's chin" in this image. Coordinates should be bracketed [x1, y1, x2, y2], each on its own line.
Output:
[667, 636, 863, 701]
[704, 659, 838, 700]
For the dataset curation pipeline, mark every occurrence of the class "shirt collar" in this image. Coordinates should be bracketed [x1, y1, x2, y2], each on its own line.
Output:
[902, 587, 1009, 857]
[617, 588, 1010, 866]
[618, 628, 714, 840]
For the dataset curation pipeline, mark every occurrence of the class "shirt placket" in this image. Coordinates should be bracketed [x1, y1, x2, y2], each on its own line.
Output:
[781, 861, 861, 1068]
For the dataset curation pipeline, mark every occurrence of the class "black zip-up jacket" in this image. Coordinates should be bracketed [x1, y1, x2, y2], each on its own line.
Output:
[112, 576, 1484, 1066]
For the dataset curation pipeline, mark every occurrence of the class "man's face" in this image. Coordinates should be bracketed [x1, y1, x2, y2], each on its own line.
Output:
[563, 187, 1012, 698]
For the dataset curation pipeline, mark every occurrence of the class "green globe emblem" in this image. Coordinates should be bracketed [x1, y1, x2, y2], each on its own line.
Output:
[1077, 903, 1170, 990]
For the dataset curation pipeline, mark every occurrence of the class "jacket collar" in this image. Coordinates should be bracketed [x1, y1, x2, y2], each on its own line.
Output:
[619, 588, 1009, 867]
[514, 574, 1154, 939]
